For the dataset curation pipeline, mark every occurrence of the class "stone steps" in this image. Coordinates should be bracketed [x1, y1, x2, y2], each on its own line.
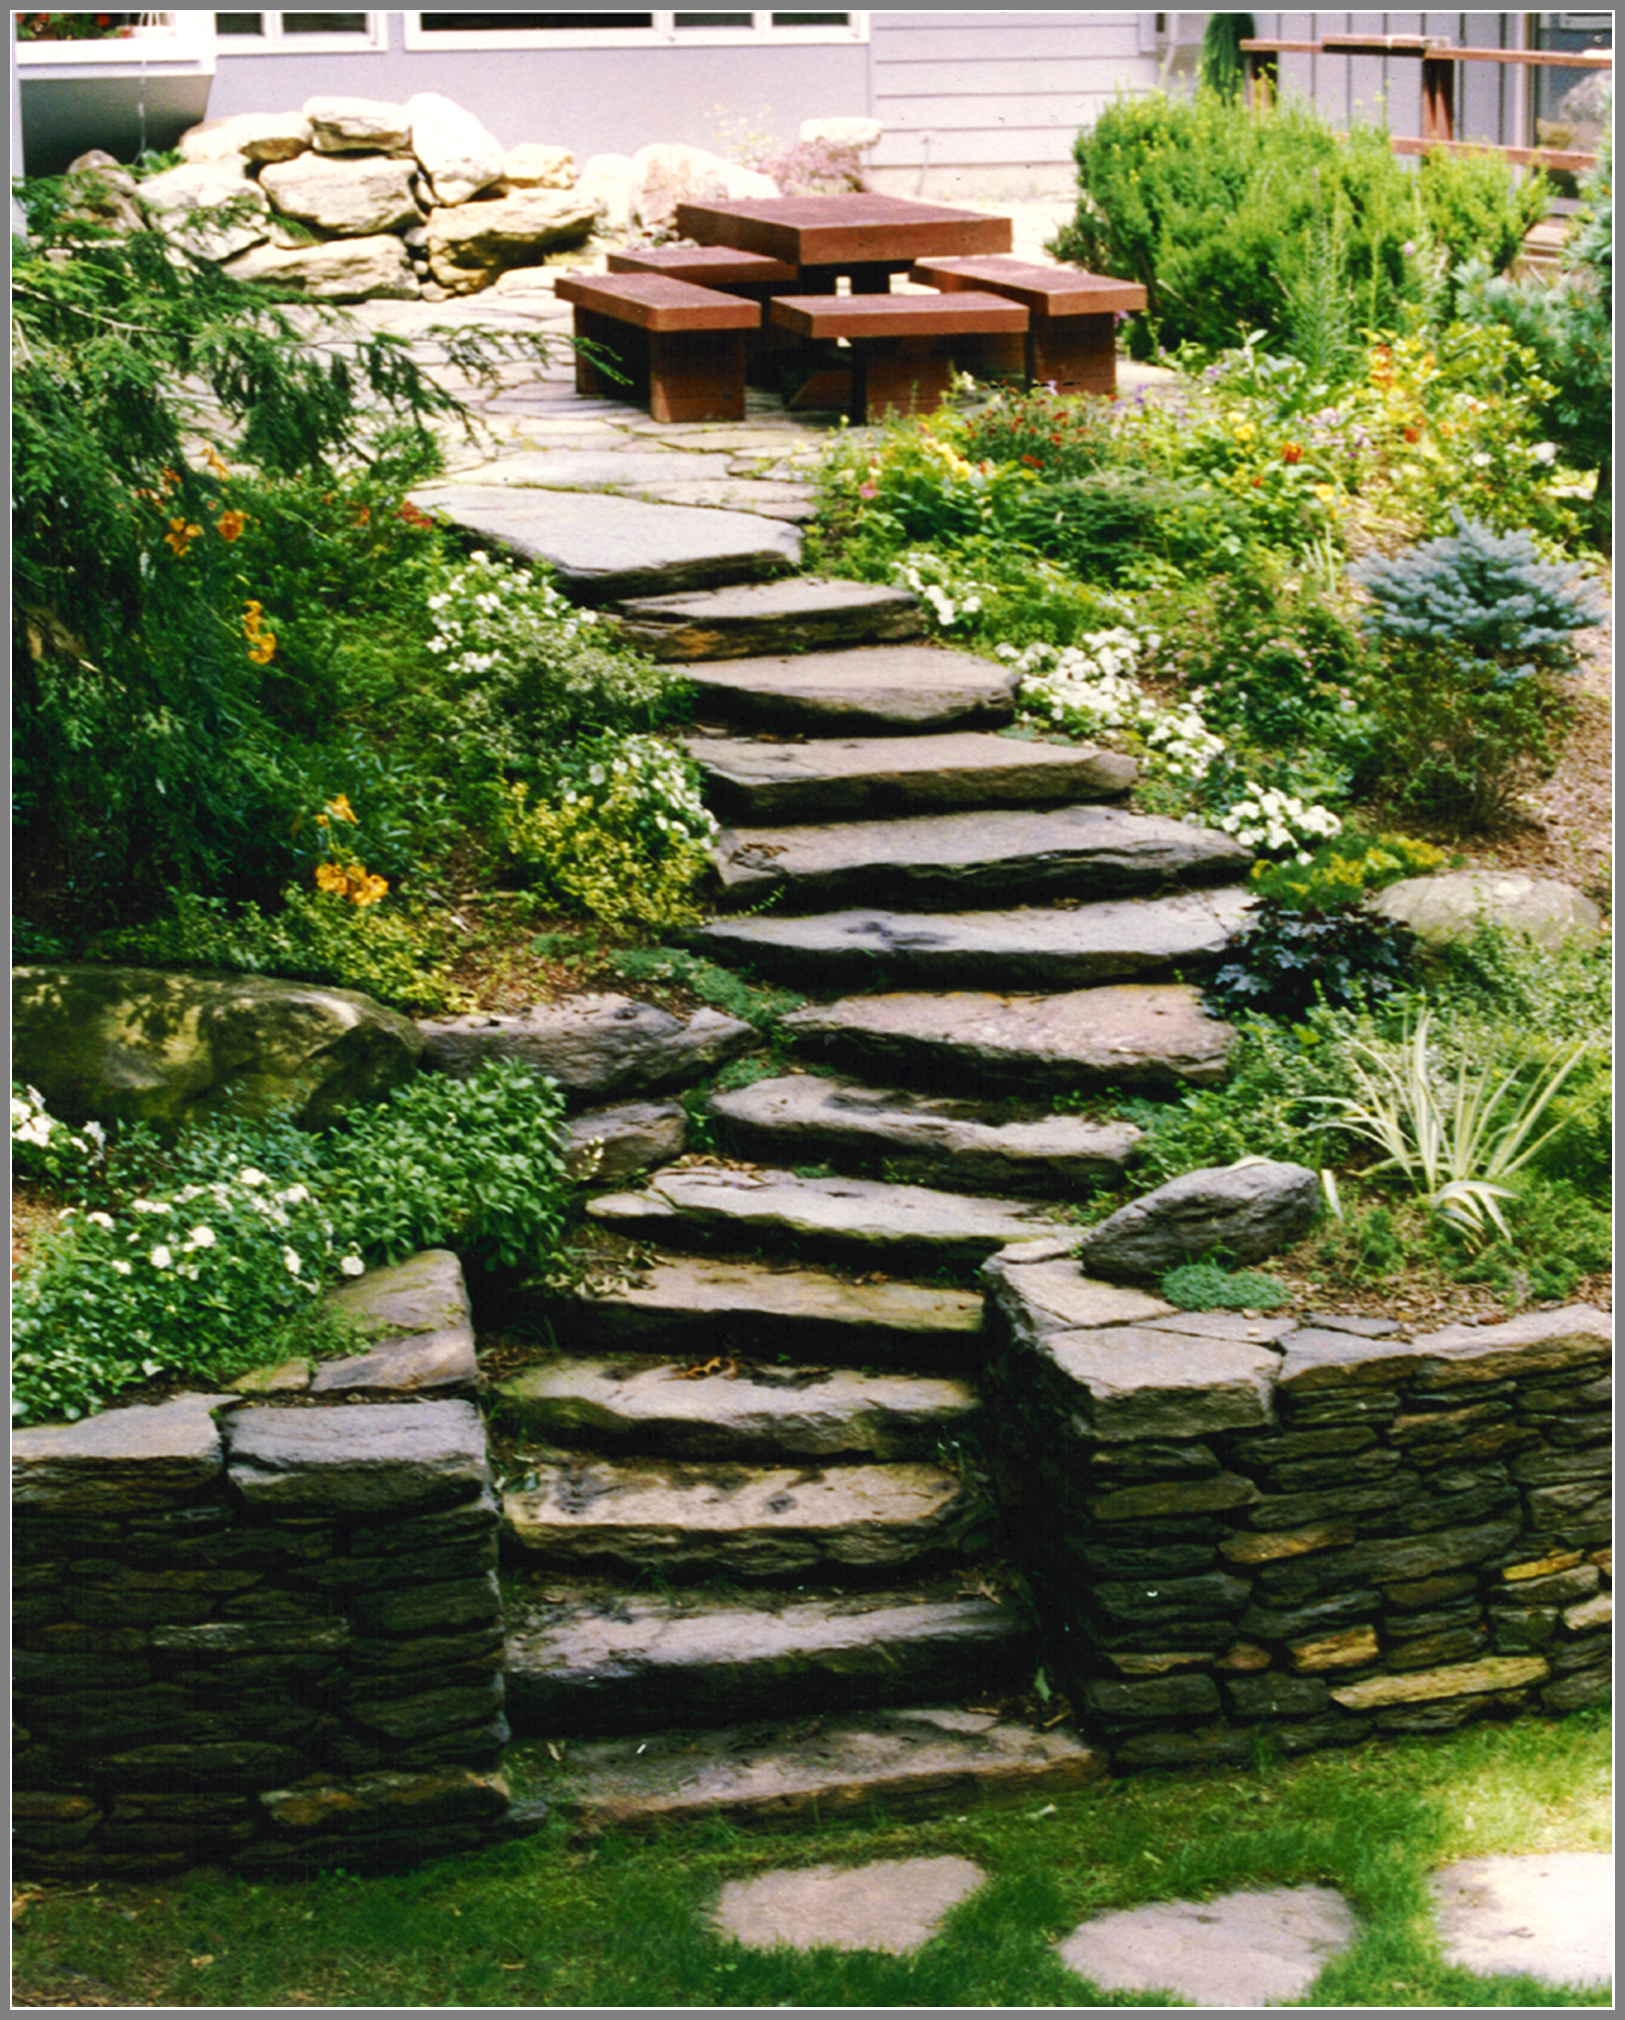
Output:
[685, 729, 1134, 822]
[516, 1705, 1106, 1831]
[504, 1580, 1035, 1735]
[500, 1254, 986, 1369]
[492, 1351, 979, 1461]
[782, 986, 1236, 1094]
[707, 1074, 1143, 1197]
[608, 577, 927, 661]
[681, 642, 1022, 734]
[503, 1453, 974, 1579]
[585, 1163, 1060, 1260]
[711, 803, 1252, 912]
[692, 889, 1254, 989]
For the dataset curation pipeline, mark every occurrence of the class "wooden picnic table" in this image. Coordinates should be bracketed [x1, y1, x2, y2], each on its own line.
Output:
[675, 192, 1013, 294]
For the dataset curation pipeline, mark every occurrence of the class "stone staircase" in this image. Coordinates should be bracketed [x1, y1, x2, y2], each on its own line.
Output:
[486, 568, 1254, 1824]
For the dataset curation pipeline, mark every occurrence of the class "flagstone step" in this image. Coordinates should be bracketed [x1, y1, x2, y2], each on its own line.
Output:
[609, 577, 927, 661]
[707, 1075, 1143, 1196]
[782, 985, 1236, 1093]
[680, 643, 1022, 734]
[692, 889, 1253, 988]
[501, 1255, 986, 1370]
[492, 1352, 979, 1460]
[402, 482, 801, 603]
[685, 729, 1135, 822]
[586, 1164, 1059, 1259]
[504, 1580, 1035, 1734]
[503, 1454, 975, 1578]
[711, 804, 1252, 912]
[517, 1705, 1107, 1832]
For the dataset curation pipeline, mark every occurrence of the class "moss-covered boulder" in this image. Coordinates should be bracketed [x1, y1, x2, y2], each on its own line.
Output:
[11, 965, 423, 1130]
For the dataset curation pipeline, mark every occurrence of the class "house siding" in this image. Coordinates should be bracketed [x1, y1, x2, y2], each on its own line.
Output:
[1253, 12, 1528, 147]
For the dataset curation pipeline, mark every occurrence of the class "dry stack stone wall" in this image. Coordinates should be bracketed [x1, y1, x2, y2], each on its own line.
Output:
[983, 1244, 1612, 1770]
[12, 1391, 535, 1876]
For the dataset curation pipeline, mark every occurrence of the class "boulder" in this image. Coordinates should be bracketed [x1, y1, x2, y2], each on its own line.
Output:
[1076, 1160, 1323, 1281]
[221, 234, 420, 300]
[1368, 872, 1602, 955]
[304, 95, 412, 155]
[62, 151, 144, 231]
[628, 142, 779, 231]
[407, 92, 506, 206]
[800, 116, 883, 150]
[258, 153, 421, 237]
[179, 111, 312, 164]
[135, 159, 270, 259]
[573, 152, 635, 233]
[419, 995, 753, 1101]
[502, 142, 576, 190]
[566, 1100, 688, 1182]
[425, 187, 598, 285]
[11, 965, 424, 1131]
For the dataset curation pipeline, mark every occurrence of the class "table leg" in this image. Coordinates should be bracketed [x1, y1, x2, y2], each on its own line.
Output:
[1028, 310, 1117, 397]
[647, 327, 747, 423]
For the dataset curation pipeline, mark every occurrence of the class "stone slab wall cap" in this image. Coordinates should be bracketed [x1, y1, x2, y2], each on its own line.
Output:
[504, 142, 577, 189]
[323, 1250, 471, 1343]
[1405, 1305, 1613, 1386]
[1043, 1329, 1280, 1441]
[308, 1329, 479, 1398]
[1369, 871, 1603, 953]
[984, 1251, 1175, 1334]
[180, 112, 312, 164]
[800, 117, 884, 149]
[225, 1399, 488, 1512]
[304, 96, 412, 154]
[407, 92, 506, 207]
[1076, 1160, 1321, 1280]
[13, 1394, 237, 1510]
[258, 154, 420, 237]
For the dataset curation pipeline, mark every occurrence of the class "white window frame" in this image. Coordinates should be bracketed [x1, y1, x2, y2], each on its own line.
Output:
[403, 11, 867, 53]
[214, 12, 387, 53]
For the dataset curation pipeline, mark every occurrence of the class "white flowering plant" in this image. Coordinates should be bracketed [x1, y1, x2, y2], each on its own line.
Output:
[11, 1085, 114, 1198]
[1213, 782, 1343, 863]
[1005, 631, 1227, 788]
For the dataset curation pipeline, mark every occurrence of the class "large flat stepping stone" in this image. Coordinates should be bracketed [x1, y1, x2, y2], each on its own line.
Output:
[503, 1455, 969, 1577]
[438, 448, 740, 490]
[530, 1706, 1107, 1831]
[419, 994, 753, 1102]
[681, 643, 1020, 734]
[1056, 1883, 1357, 2007]
[403, 483, 800, 603]
[695, 890, 1252, 988]
[506, 1583, 1033, 1732]
[714, 1855, 986, 1956]
[493, 1352, 978, 1459]
[685, 730, 1134, 821]
[712, 805, 1251, 912]
[783, 986, 1236, 1093]
[609, 577, 926, 661]
[1429, 1852, 1613, 1989]
[586, 1163, 1058, 1258]
[504, 1256, 985, 1367]
[709, 1075, 1143, 1196]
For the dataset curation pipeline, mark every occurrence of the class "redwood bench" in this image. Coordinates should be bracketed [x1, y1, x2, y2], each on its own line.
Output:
[908, 257, 1148, 397]
[554, 272, 760, 422]
[605, 247, 801, 389]
[767, 290, 1029, 421]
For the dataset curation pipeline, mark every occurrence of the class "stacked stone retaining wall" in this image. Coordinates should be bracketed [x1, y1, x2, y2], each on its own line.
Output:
[983, 1248, 1612, 1770]
[12, 1393, 534, 1876]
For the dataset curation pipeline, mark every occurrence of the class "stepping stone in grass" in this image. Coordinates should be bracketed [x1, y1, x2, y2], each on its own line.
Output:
[782, 986, 1236, 1093]
[708, 1075, 1143, 1196]
[609, 577, 926, 662]
[678, 642, 1019, 733]
[694, 890, 1252, 988]
[1429, 1852, 1614, 1989]
[505, 1581, 1034, 1733]
[713, 1855, 987, 1957]
[503, 1454, 971, 1577]
[685, 730, 1134, 821]
[500, 1255, 985, 1367]
[1055, 1883, 1358, 2008]
[528, 1705, 1107, 1831]
[586, 1164, 1058, 1257]
[712, 804, 1251, 912]
[492, 1352, 979, 1459]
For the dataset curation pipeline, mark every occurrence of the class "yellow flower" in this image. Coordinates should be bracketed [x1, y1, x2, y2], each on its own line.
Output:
[324, 794, 357, 826]
[164, 518, 202, 557]
[217, 509, 247, 542]
[247, 632, 277, 665]
[315, 859, 388, 907]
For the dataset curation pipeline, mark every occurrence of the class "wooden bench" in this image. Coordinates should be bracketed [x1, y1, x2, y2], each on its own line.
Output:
[605, 247, 801, 389]
[554, 273, 760, 422]
[767, 291, 1029, 421]
[908, 258, 1148, 397]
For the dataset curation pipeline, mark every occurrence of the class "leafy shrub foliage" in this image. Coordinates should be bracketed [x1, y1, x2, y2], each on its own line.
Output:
[1206, 901, 1418, 1021]
[1161, 1259, 1291, 1310]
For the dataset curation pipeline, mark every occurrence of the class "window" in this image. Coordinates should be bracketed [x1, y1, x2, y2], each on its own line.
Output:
[405, 11, 864, 50]
[214, 12, 385, 49]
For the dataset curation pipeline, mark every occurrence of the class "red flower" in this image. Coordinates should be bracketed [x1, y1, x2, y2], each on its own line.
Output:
[1280, 441, 1303, 465]
[1402, 423, 1422, 444]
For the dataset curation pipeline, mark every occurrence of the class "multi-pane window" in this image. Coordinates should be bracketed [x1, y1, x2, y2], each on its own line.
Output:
[405, 11, 862, 49]
[214, 13, 385, 48]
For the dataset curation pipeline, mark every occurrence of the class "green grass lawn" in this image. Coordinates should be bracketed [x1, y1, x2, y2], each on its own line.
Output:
[14, 1703, 1610, 2008]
